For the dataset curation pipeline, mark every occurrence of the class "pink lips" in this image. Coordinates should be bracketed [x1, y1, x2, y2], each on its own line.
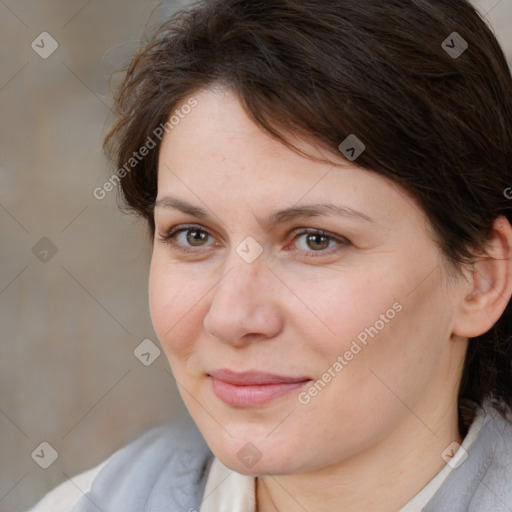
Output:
[209, 369, 311, 407]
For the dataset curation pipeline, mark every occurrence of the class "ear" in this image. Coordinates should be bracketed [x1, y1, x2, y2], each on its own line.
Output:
[453, 215, 512, 338]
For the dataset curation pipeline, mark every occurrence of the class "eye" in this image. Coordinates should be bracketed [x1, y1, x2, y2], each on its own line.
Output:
[288, 228, 348, 257]
[158, 224, 349, 257]
[158, 224, 215, 253]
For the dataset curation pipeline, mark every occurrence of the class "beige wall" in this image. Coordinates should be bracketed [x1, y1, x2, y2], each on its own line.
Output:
[0, 0, 511, 510]
[0, 2, 190, 510]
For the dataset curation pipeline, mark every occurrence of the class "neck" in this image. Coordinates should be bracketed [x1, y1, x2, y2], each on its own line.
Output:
[256, 401, 463, 512]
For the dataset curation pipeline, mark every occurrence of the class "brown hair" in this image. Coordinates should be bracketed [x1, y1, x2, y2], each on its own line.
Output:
[104, 0, 512, 424]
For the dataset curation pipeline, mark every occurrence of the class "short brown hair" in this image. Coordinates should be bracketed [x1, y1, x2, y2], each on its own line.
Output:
[104, 0, 512, 424]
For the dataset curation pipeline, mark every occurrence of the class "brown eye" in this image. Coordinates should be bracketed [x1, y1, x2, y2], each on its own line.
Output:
[289, 228, 348, 258]
[305, 233, 331, 251]
[186, 229, 209, 246]
[158, 224, 215, 253]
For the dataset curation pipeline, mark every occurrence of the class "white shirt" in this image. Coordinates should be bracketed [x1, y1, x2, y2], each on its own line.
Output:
[28, 405, 484, 512]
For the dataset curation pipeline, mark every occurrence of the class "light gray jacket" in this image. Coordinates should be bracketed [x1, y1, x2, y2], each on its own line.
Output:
[72, 401, 512, 511]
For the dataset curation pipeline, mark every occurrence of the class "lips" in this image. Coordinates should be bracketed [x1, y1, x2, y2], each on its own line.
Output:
[208, 369, 311, 407]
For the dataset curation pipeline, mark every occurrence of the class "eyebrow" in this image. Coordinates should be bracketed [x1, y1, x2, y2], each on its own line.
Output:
[154, 195, 375, 229]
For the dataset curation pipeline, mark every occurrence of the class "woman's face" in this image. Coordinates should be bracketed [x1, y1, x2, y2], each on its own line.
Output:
[149, 86, 467, 475]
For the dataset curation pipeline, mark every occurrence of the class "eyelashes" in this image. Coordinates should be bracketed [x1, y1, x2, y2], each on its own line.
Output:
[157, 224, 349, 258]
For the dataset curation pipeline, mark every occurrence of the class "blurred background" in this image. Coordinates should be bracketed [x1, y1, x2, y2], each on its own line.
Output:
[0, 0, 511, 510]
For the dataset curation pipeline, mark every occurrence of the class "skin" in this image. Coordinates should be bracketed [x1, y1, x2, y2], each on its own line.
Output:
[148, 86, 512, 512]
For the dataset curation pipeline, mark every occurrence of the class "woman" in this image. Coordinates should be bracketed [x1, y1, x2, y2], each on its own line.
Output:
[29, 0, 512, 510]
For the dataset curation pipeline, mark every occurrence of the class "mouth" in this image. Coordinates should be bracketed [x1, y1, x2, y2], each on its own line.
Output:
[208, 369, 312, 408]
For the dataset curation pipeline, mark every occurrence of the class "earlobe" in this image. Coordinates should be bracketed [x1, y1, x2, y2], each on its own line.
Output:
[452, 215, 512, 338]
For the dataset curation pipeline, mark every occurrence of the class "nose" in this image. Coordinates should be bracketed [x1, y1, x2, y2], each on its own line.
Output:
[203, 256, 283, 346]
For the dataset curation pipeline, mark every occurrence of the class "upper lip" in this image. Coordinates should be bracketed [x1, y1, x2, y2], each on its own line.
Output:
[208, 368, 311, 386]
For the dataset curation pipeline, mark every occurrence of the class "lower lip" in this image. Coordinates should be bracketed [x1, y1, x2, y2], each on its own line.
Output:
[210, 376, 310, 407]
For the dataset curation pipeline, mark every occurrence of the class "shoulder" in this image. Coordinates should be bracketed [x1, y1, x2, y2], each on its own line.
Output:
[28, 419, 213, 512]
[468, 401, 512, 510]
[423, 400, 512, 512]
[72, 418, 214, 511]
[84, 417, 213, 489]
[26, 458, 111, 512]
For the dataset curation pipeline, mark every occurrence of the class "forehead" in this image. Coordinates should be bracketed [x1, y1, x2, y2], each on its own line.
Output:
[156, 87, 423, 228]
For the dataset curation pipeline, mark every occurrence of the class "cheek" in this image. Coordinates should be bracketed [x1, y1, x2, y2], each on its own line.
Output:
[340, 273, 452, 405]
[301, 265, 448, 392]
[148, 257, 204, 364]
[295, 270, 400, 358]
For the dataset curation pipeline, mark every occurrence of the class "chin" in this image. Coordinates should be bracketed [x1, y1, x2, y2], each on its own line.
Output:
[216, 450, 298, 477]
[204, 429, 306, 477]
